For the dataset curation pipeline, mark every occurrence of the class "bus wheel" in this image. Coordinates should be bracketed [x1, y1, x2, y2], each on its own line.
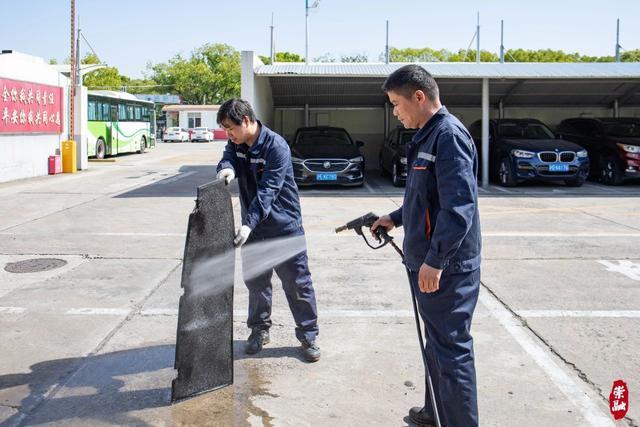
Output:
[96, 139, 106, 159]
[138, 137, 147, 154]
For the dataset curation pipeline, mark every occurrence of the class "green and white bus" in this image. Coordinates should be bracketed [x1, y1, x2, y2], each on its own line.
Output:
[87, 90, 156, 159]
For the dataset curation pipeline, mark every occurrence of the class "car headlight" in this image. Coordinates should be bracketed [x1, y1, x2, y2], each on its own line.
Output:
[617, 143, 640, 154]
[399, 157, 407, 165]
[291, 156, 304, 164]
[349, 156, 364, 163]
[511, 149, 535, 159]
[577, 150, 588, 158]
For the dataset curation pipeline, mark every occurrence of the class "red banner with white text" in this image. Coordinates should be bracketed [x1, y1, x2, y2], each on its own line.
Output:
[0, 77, 64, 134]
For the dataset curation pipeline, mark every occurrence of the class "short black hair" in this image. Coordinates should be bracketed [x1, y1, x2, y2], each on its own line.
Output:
[382, 65, 439, 102]
[217, 98, 257, 126]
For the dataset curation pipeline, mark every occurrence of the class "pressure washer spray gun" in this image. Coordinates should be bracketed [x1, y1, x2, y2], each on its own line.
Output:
[335, 212, 404, 259]
[334, 211, 442, 427]
[335, 212, 394, 249]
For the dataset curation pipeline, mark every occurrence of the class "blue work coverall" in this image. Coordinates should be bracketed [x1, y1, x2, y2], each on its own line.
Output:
[389, 107, 482, 427]
[216, 122, 319, 343]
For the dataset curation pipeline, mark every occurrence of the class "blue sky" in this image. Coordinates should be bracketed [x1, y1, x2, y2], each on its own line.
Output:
[2, 0, 639, 78]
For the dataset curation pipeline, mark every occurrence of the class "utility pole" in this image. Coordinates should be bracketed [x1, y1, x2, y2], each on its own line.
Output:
[69, 0, 76, 140]
[385, 20, 390, 64]
[500, 20, 505, 63]
[76, 17, 81, 86]
[476, 12, 480, 63]
[270, 13, 275, 64]
[305, 0, 320, 65]
[615, 19, 621, 62]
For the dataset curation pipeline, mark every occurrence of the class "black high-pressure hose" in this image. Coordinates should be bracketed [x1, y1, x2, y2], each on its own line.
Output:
[336, 220, 442, 427]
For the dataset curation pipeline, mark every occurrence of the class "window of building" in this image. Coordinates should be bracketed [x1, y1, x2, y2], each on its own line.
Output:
[187, 112, 202, 128]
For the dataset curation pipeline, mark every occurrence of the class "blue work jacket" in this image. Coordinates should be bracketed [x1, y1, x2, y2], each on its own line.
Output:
[216, 122, 303, 237]
[389, 107, 482, 273]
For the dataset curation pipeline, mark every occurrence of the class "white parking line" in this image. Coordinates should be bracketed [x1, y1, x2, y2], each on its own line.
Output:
[89, 232, 185, 237]
[484, 232, 640, 237]
[157, 170, 197, 184]
[0, 307, 26, 314]
[65, 308, 130, 316]
[517, 310, 640, 318]
[489, 185, 514, 194]
[363, 181, 376, 194]
[480, 288, 614, 426]
[598, 260, 640, 281]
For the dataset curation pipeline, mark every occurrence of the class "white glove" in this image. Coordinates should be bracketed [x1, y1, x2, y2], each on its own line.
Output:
[216, 168, 235, 184]
[234, 225, 252, 247]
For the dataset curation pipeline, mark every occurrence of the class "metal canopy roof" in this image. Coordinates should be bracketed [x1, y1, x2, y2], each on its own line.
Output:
[256, 63, 640, 108]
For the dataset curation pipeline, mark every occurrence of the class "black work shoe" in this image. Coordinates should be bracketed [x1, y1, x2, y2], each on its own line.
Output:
[301, 340, 321, 362]
[409, 406, 436, 427]
[245, 329, 270, 354]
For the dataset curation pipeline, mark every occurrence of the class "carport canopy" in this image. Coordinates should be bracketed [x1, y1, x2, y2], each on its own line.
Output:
[244, 56, 640, 186]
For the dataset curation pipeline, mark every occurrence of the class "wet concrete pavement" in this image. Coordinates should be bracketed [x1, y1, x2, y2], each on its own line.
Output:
[0, 142, 639, 426]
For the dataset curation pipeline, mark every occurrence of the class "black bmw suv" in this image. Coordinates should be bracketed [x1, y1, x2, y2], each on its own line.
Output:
[557, 118, 640, 185]
[290, 126, 365, 186]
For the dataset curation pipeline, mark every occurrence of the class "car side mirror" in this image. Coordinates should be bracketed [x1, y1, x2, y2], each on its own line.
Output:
[356, 140, 364, 147]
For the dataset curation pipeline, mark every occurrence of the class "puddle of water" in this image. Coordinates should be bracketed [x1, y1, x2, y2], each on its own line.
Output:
[171, 362, 276, 426]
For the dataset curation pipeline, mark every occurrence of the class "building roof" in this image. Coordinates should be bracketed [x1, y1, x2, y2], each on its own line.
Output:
[255, 62, 640, 79]
[251, 62, 640, 108]
[162, 105, 221, 112]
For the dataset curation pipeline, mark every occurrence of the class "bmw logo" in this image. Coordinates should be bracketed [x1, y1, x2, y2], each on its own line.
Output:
[323, 161, 331, 169]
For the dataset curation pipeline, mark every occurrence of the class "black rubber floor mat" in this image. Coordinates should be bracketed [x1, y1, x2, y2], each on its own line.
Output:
[172, 179, 235, 402]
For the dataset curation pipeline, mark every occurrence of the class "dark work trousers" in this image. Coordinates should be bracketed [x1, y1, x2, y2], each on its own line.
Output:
[242, 231, 319, 343]
[408, 268, 480, 427]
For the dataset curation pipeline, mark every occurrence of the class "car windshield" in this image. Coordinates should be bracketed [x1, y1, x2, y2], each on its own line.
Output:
[602, 123, 640, 138]
[167, 127, 180, 132]
[295, 130, 352, 146]
[399, 131, 416, 145]
[498, 123, 554, 139]
[195, 127, 208, 131]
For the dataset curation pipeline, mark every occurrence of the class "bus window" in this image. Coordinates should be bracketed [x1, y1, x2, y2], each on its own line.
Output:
[127, 105, 134, 121]
[134, 106, 141, 121]
[102, 103, 110, 121]
[118, 105, 127, 121]
[88, 101, 97, 121]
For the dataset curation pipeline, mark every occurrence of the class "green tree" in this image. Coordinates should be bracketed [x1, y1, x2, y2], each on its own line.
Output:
[149, 43, 240, 104]
[622, 49, 640, 62]
[341, 53, 368, 63]
[80, 53, 126, 89]
[313, 53, 336, 63]
[258, 51, 306, 64]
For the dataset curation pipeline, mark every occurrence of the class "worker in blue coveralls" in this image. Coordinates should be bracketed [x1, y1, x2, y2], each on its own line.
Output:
[215, 98, 320, 363]
[372, 65, 482, 427]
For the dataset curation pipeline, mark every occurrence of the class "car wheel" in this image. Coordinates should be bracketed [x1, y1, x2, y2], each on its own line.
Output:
[378, 155, 386, 176]
[137, 137, 146, 154]
[599, 155, 624, 186]
[96, 139, 105, 159]
[564, 178, 585, 187]
[498, 157, 517, 187]
[392, 163, 402, 187]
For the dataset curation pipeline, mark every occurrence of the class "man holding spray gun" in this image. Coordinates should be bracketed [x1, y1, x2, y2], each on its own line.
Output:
[371, 65, 482, 427]
[216, 98, 320, 363]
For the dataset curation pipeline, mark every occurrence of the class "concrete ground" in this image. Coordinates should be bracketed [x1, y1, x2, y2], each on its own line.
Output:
[0, 141, 638, 426]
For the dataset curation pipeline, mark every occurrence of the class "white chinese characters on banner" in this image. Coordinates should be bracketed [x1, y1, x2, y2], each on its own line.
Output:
[0, 77, 63, 134]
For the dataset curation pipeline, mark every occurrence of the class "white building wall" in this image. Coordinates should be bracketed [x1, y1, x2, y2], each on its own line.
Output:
[241, 52, 274, 127]
[0, 52, 70, 183]
[178, 110, 219, 129]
